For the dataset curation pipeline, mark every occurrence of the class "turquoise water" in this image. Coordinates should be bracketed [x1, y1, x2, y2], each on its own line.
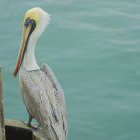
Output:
[1, 0, 140, 140]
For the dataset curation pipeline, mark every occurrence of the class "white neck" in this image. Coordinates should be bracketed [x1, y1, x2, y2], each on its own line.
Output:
[23, 37, 40, 71]
[23, 10, 50, 71]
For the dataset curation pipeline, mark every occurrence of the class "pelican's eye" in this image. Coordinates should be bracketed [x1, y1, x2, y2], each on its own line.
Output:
[26, 17, 30, 22]
[24, 17, 32, 27]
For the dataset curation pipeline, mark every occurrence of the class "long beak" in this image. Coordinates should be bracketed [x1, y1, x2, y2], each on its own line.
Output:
[13, 25, 32, 77]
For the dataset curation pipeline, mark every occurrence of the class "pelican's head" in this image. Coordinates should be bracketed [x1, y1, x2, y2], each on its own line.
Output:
[13, 7, 50, 77]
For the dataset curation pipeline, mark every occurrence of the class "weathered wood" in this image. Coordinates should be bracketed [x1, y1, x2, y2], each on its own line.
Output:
[5, 119, 48, 140]
[0, 66, 5, 140]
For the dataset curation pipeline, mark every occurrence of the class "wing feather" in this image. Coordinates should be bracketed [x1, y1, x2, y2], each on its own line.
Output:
[41, 63, 68, 137]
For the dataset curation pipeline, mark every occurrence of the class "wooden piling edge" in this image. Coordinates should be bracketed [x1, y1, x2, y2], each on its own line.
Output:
[0, 66, 5, 140]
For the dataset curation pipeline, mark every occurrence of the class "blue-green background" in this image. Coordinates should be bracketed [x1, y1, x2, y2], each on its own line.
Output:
[0, 0, 140, 140]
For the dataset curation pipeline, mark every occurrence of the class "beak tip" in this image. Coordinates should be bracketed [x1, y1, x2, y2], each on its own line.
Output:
[13, 73, 17, 78]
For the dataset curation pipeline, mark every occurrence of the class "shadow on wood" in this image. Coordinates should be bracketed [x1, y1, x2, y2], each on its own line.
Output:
[5, 125, 32, 140]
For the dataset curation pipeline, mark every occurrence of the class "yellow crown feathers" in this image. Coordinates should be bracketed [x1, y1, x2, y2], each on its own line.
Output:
[24, 7, 43, 27]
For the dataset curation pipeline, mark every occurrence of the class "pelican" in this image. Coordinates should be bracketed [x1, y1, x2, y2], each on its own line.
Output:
[13, 7, 68, 140]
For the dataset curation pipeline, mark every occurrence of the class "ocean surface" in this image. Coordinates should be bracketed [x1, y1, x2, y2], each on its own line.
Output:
[0, 0, 140, 140]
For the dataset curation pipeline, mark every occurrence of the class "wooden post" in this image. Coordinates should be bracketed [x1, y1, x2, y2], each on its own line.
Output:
[0, 66, 5, 140]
